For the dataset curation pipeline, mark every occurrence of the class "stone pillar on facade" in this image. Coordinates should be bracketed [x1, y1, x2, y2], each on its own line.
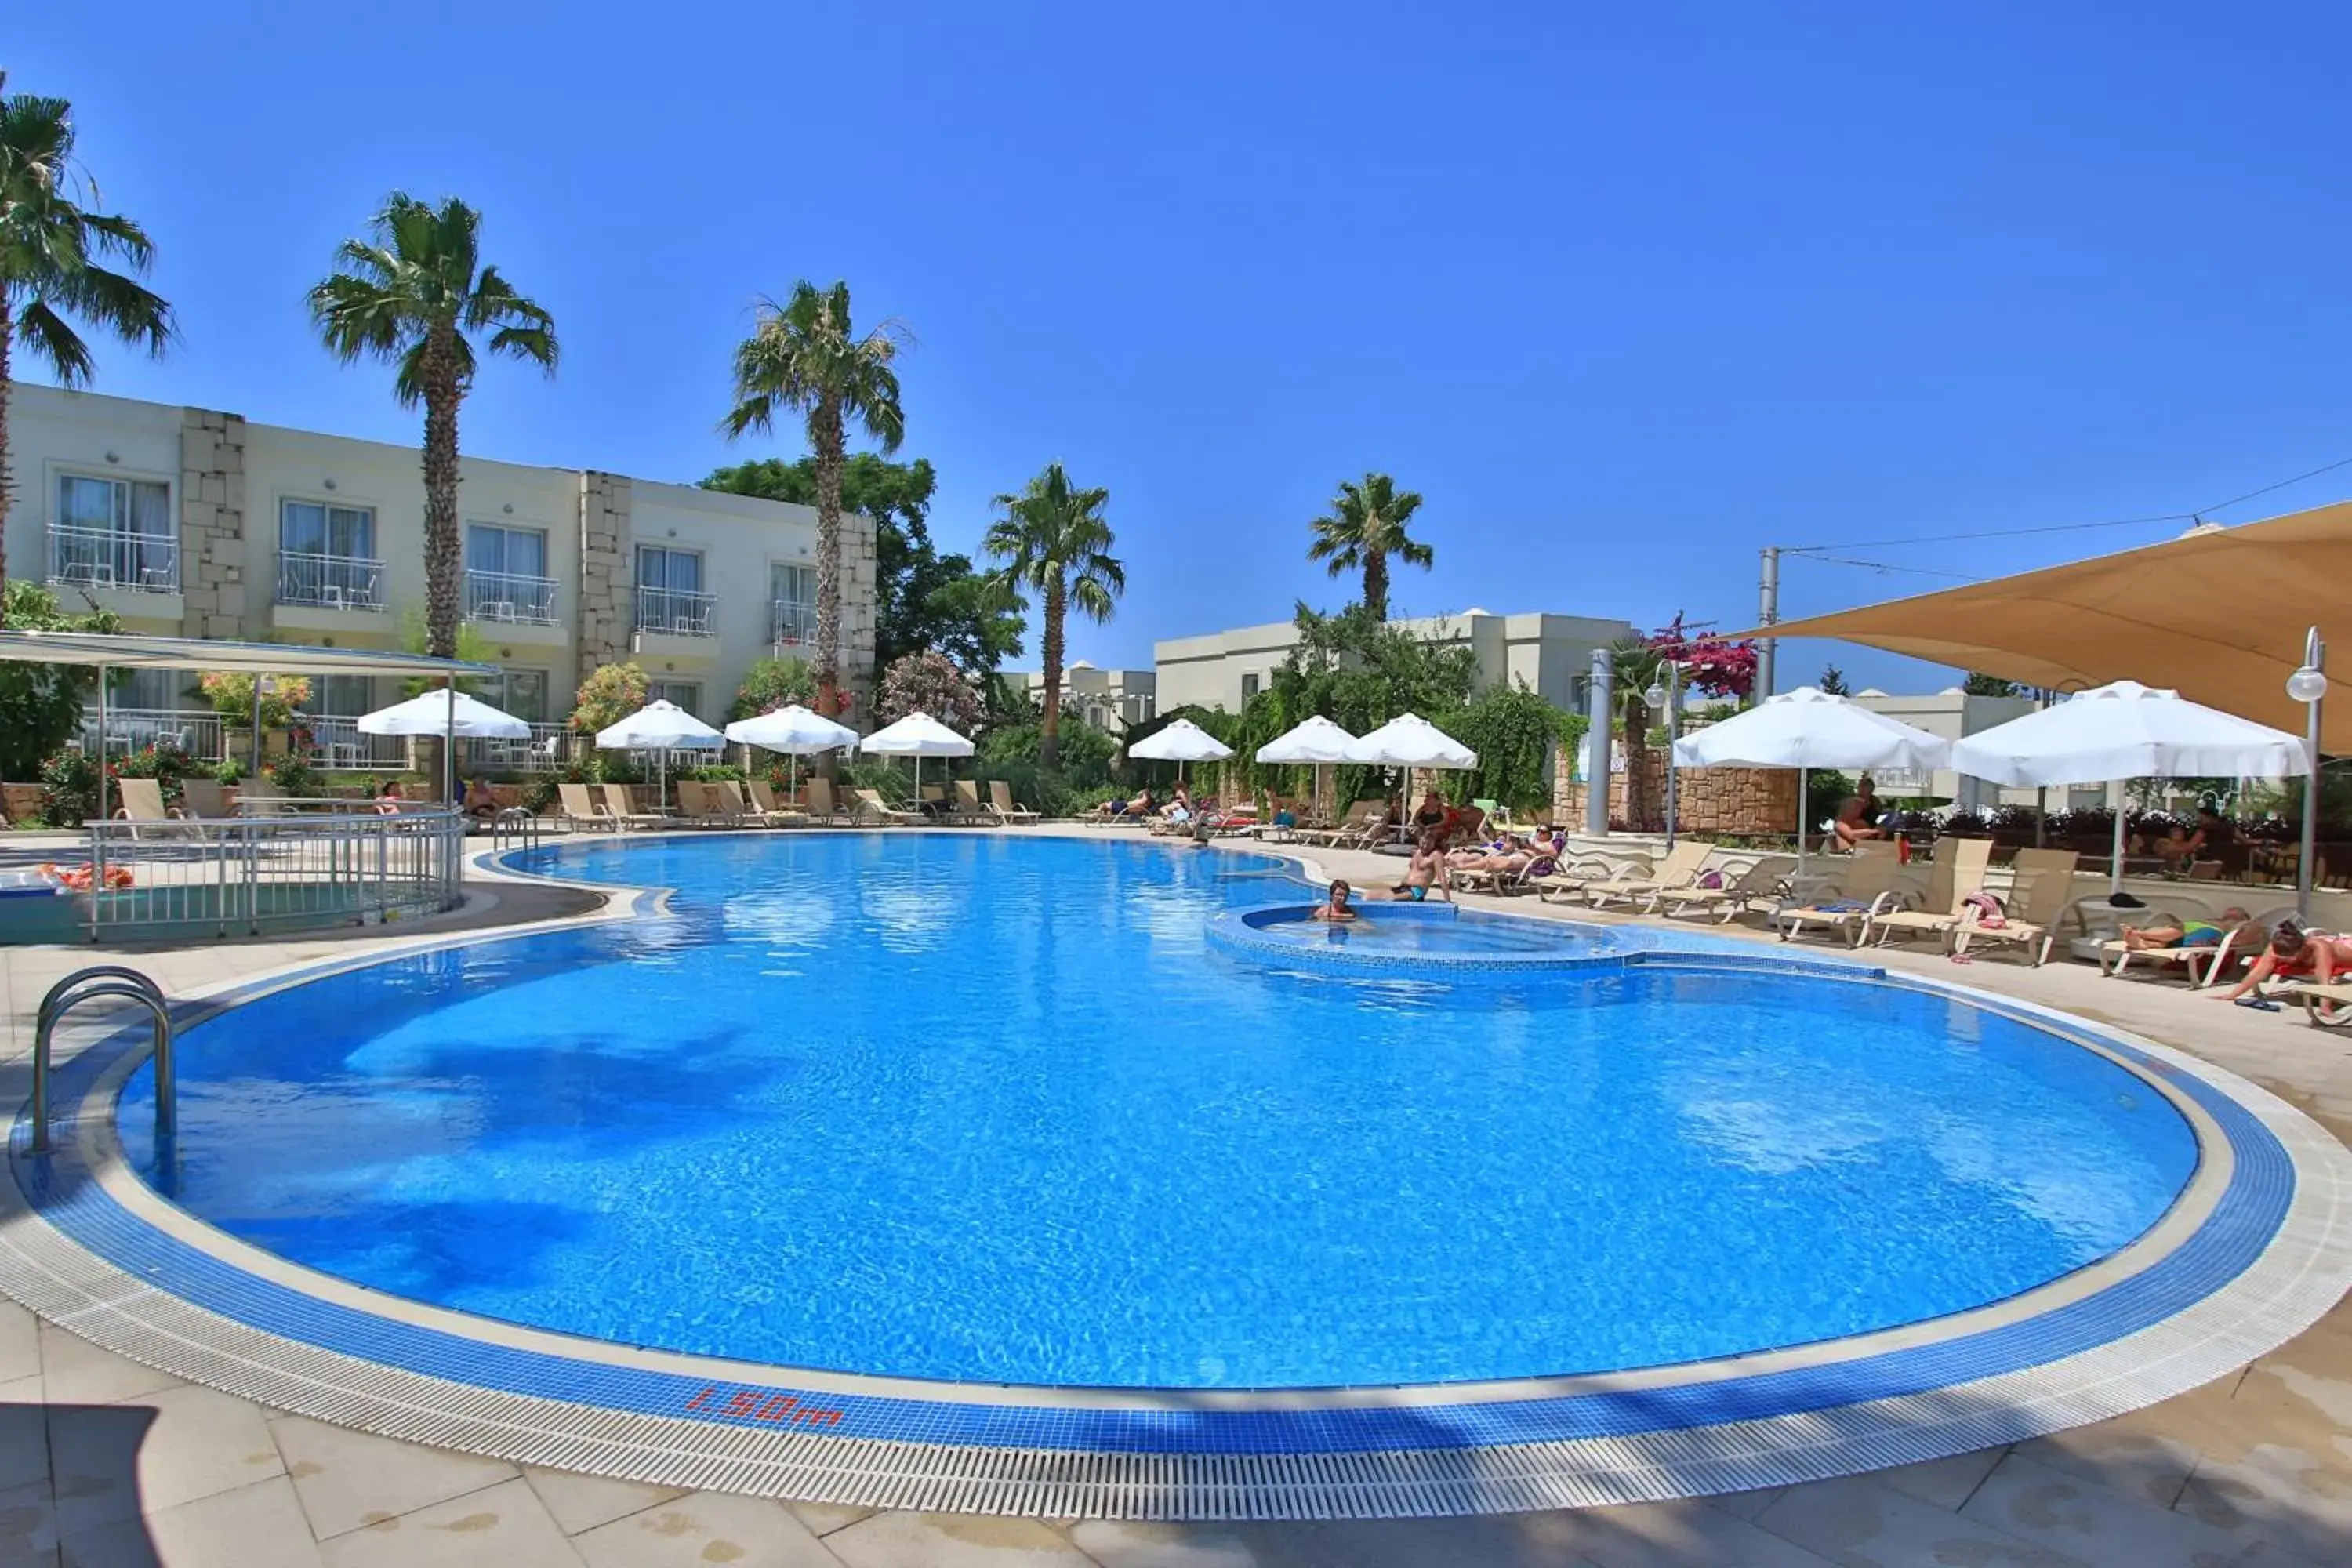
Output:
[576, 472, 634, 675]
[837, 510, 879, 722]
[177, 408, 248, 640]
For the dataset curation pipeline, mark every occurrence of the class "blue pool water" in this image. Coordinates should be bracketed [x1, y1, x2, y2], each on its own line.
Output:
[122, 834, 2198, 1389]
[1240, 905, 1616, 956]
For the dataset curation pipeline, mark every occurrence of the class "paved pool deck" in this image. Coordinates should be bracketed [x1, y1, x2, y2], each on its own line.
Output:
[0, 823, 2346, 1566]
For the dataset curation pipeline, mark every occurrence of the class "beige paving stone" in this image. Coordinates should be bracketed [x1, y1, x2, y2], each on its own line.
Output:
[1074, 1512, 1606, 1568]
[0, 1480, 58, 1564]
[1065, 1520, 1261, 1566]
[784, 1501, 877, 1537]
[826, 1512, 1090, 1567]
[2011, 1419, 2201, 1509]
[1705, 1486, 1786, 1522]
[521, 1467, 689, 1536]
[1568, 1499, 1838, 1567]
[1959, 1451, 2314, 1567]
[270, 1414, 515, 1540]
[60, 1475, 322, 1568]
[0, 1380, 49, 1495]
[571, 1491, 840, 1566]
[0, 1306, 38, 1388]
[1873, 1445, 2006, 1510]
[49, 1384, 281, 1538]
[1755, 1474, 2089, 1566]
[2175, 1448, 2352, 1565]
[318, 1477, 583, 1568]
[34, 1325, 180, 1408]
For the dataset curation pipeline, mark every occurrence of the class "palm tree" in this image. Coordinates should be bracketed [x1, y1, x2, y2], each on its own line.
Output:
[1610, 636, 1668, 828]
[720, 281, 907, 717]
[308, 194, 557, 659]
[0, 74, 173, 622]
[983, 463, 1123, 770]
[1306, 473, 1431, 622]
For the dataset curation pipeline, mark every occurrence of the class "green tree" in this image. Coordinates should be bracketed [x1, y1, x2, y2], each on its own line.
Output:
[1265, 604, 1477, 806]
[1817, 663, 1850, 695]
[699, 453, 1022, 675]
[720, 281, 908, 717]
[396, 608, 495, 696]
[308, 194, 558, 659]
[983, 463, 1124, 770]
[1442, 683, 1584, 813]
[728, 655, 816, 721]
[0, 580, 118, 778]
[1306, 473, 1431, 622]
[1962, 671, 2022, 698]
[569, 660, 650, 739]
[0, 74, 173, 619]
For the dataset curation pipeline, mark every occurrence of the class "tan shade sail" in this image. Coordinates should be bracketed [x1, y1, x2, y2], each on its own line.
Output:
[1739, 501, 2352, 750]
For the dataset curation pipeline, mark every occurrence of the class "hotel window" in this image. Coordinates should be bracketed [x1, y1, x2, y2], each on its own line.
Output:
[636, 545, 711, 634]
[488, 669, 550, 724]
[1241, 672, 1261, 700]
[279, 499, 383, 608]
[53, 472, 176, 590]
[771, 562, 818, 644]
[647, 680, 701, 717]
[281, 499, 376, 560]
[466, 523, 554, 622]
[313, 675, 375, 718]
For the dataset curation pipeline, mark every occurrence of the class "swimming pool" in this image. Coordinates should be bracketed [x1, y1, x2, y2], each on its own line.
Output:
[115, 833, 2198, 1388]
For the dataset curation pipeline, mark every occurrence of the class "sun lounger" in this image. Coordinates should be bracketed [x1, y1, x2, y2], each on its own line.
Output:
[1581, 841, 1713, 911]
[852, 787, 924, 826]
[2095, 904, 2277, 985]
[1949, 850, 2082, 966]
[1867, 837, 1994, 947]
[599, 783, 666, 830]
[1773, 851, 1907, 946]
[110, 777, 187, 841]
[2274, 977, 2352, 1028]
[557, 782, 609, 832]
[178, 779, 235, 822]
[1528, 851, 1632, 902]
[989, 780, 1040, 825]
[1655, 855, 1798, 922]
[673, 780, 740, 827]
[949, 779, 995, 824]
[802, 777, 848, 825]
[1296, 801, 1380, 848]
[742, 779, 807, 826]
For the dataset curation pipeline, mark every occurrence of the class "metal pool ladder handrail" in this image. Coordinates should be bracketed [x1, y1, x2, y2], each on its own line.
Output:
[30, 967, 174, 1156]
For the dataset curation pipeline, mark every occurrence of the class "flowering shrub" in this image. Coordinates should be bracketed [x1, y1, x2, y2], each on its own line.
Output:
[1647, 614, 1759, 700]
[569, 662, 652, 738]
[37, 751, 101, 826]
[198, 671, 312, 728]
[875, 649, 982, 732]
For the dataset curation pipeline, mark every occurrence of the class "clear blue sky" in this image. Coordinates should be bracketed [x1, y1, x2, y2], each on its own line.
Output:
[16, 4, 2352, 689]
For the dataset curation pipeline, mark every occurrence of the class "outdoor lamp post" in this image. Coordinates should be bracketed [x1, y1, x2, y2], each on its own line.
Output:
[2289, 626, 2328, 921]
[1646, 662, 1683, 851]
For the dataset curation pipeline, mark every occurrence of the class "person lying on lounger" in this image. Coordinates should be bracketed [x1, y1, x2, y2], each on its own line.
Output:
[2121, 907, 2257, 951]
[2214, 925, 2352, 1007]
[1097, 787, 1154, 821]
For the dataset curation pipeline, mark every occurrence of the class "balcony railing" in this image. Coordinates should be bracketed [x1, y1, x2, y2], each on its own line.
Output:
[49, 524, 178, 593]
[461, 723, 573, 775]
[302, 716, 411, 770]
[80, 708, 226, 761]
[278, 551, 386, 611]
[636, 585, 717, 638]
[466, 569, 560, 626]
[771, 600, 818, 648]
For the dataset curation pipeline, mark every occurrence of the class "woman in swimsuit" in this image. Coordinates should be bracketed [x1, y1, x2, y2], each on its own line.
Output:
[2215, 925, 2352, 1006]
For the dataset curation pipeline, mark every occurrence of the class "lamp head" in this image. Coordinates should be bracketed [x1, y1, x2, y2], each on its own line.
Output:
[1644, 682, 1668, 709]
[2288, 665, 2329, 705]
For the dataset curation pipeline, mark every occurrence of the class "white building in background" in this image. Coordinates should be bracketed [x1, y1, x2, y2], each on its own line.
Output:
[1153, 608, 1638, 714]
[5, 384, 876, 766]
[1850, 688, 2109, 808]
[1000, 662, 1156, 734]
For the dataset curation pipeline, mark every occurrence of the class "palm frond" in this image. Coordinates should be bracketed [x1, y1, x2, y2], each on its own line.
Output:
[48, 259, 172, 355]
[13, 297, 95, 386]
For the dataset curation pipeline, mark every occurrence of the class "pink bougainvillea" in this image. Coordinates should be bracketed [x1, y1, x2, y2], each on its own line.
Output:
[1648, 614, 1759, 699]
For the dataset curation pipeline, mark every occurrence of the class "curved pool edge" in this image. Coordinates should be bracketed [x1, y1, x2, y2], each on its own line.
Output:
[4, 829, 2349, 1519]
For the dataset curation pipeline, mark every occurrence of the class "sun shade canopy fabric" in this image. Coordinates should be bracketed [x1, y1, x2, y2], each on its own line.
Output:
[597, 699, 725, 750]
[1127, 718, 1234, 763]
[723, 705, 859, 753]
[1254, 715, 1358, 764]
[1671, 686, 1951, 771]
[1735, 502, 2352, 749]
[356, 690, 530, 739]
[1950, 680, 2311, 788]
[859, 712, 976, 757]
[1344, 713, 1479, 769]
[0, 630, 496, 677]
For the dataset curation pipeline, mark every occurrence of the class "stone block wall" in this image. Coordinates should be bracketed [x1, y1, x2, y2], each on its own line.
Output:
[1552, 742, 1802, 835]
[177, 408, 247, 639]
[576, 472, 633, 673]
[838, 510, 878, 713]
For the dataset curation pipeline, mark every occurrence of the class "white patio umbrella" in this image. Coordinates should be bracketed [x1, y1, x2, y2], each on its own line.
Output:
[1951, 680, 2310, 896]
[859, 711, 976, 811]
[724, 704, 859, 802]
[597, 699, 724, 807]
[358, 689, 530, 802]
[1671, 686, 1950, 870]
[1344, 713, 1479, 769]
[1256, 715, 1359, 822]
[1127, 717, 1233, 783]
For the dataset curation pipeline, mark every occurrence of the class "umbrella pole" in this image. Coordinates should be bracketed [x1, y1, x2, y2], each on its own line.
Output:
[443, 676, 456, 804]
[1798, 768, 1808, 873]
[2110, 783, 2128, 898]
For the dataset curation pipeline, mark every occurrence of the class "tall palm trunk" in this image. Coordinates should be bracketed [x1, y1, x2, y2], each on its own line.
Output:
[1040, 575, 1065, 771]
[812, 423, 844, 710]
[0, 316, 12, 626]
[1363, 553, 1388, 622]
[419, 330, 463, 659]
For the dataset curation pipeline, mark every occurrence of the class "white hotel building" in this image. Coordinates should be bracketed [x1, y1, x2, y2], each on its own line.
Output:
[5, 385, 876, 766]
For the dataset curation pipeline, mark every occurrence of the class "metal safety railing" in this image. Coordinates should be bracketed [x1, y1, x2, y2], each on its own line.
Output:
[48, 524, 180, 593]
[85, 808, 466, 940]
[31, 967, 174, 1155]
